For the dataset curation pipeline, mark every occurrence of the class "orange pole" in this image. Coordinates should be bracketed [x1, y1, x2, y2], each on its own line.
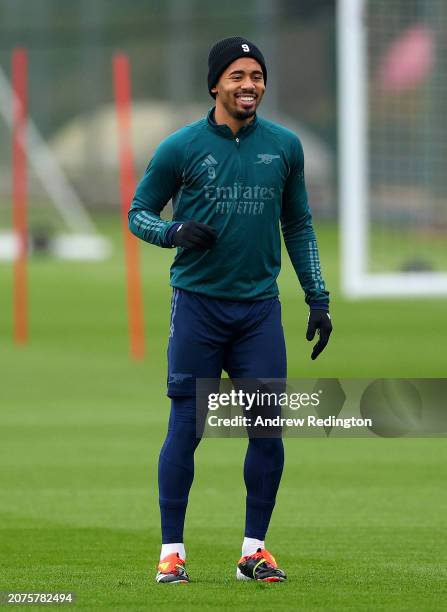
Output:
[12, 48, 28, 345]
[113, 53, 145, 360]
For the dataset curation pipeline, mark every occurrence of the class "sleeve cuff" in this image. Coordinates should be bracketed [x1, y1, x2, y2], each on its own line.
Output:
[164, 222, 182, 247]
[309, 301, 329, 311]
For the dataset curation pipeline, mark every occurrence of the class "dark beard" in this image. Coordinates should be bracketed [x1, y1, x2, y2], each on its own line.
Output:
[222, 99, 256, 121]
[231, 108, 256, 120]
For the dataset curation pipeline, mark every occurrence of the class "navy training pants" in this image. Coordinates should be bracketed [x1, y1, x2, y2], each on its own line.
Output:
[159, 288, 287, 543]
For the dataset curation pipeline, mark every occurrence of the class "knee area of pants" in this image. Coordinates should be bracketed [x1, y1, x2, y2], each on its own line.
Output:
[169, 397, 196, 424]
[159, 450, 195, 474]
[249, 437, 284, 456]
[164, 424, 199, 449]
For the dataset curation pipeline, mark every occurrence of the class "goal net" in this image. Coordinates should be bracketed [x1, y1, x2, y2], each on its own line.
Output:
[338, 0, 447, 297]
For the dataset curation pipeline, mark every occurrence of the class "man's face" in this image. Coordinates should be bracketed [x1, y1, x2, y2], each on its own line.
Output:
[211, 57, 265, 120]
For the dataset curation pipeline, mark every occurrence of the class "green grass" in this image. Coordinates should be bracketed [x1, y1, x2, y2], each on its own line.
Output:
[0, 217, 446, 610]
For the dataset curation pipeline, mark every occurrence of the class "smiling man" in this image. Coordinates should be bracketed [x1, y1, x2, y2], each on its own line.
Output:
[128, 36, 332, 584]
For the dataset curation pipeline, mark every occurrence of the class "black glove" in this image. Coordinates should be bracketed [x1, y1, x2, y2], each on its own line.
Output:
[306, 309, 332, 360]
[172, 221, 217, 249]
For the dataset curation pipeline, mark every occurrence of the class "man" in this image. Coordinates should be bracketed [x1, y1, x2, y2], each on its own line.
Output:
[128, 36, 332, 584]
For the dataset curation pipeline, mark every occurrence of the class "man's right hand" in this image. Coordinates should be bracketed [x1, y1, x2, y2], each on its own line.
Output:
[172, 221, 218, 249]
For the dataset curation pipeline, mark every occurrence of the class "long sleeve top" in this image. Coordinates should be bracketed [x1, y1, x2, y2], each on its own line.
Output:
[129, 107, 329, 305]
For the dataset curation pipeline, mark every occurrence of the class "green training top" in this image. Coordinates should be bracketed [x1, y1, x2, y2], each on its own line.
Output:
[128, 107, 329, 304]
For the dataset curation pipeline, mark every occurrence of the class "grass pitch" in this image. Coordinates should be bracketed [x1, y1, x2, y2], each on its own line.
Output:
[0, 219, 446, 611]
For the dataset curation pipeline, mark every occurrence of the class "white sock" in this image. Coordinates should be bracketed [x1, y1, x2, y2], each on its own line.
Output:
[242, 537, 265, 557]
[160, 543, 186, 561]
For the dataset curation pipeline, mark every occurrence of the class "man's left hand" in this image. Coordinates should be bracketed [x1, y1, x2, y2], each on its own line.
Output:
[306, 309, 333, 360]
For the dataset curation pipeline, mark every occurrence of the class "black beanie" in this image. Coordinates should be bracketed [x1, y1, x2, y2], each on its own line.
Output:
[207, 36, 267, 98]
